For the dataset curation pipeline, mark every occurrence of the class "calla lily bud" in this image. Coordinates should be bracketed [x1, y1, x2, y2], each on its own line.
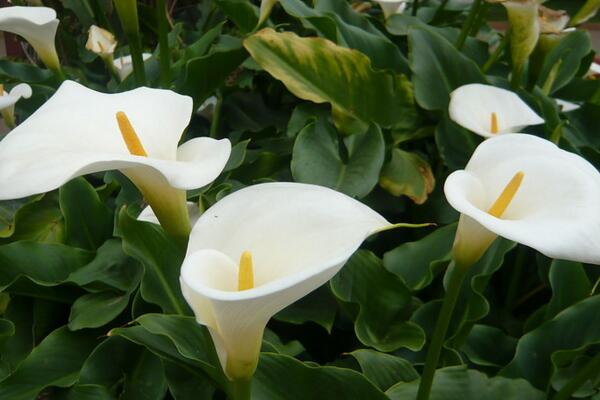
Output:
[0, 83, 32, 130]
[372, 0, 408, 19]
[0, 6, 60, 72]
[445, 134, 600, 267]
[0, 81, 231, 240]
[570, 0, 600, 26]
[113, 53, 152, 81]
[538, 6, 570, 34]
[86, 25, 117, 60]
[449, 84, 544, 138]
[179, 183, 396, 380]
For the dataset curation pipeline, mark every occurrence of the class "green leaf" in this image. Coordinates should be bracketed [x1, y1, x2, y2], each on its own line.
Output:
[0, 326, 99, 400]
[68, 291, 130, 330]
[379, 148, 435, 205]
[0, 298, 34, 379]
[383, 223, 455, 291]
[544, 260, 591, 321]
[253, 353, 388, 400]
[117, 208, 189, 315]
[216, 0, 258, 34]
[501, 295, 600, 390]
[244, 28, 414, 129]
[330, 250, 425, 352]
[0, 60, 54, 83]
[291, 122, 385, 198]
[55, 384, 114, 400]
[435, 114, 480, 171]
[536, 30, 592, 94]
[409, 27, 486, 110]
[110, 314, 226, 387]
[463, 325, 517, 368]
[121, 350, 168, 400]
[275, 284, 338, 333]
[0, 196, 42, 238]
[350, 349, 419, 391]
[387, 366, 545, 400]
[163, 361, 216, 400]
[0, 194, 64, 244]
[59, 177, 113, 250]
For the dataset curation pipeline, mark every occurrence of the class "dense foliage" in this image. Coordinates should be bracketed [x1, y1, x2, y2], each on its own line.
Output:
[1, 0, 600, 399]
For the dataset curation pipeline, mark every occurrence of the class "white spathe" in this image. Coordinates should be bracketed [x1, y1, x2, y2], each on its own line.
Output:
[86, 25, 117, 57]
[0, 83, 32, 129]
[445, 134, 600, 266]
[0, 6, 60, 71]
[0, 81, 230, 237]
[449, 84, 544, 138]
[373, 0, 408, 18]
[138, 202, 202, 227]
[180, 183, 390, 380]
[113, 53, 152, 81]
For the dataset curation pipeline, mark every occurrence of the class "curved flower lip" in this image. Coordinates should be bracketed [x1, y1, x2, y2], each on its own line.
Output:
[181, 182, 391, 302]
[449, 84, 544, 138]
[444, 134, 600, 264]
[0, 6, 56, 26]
[86, 25, 117, 56]
[0, 83, 32, 111]
[0, 80, 231, 200]
[113, 53, 152, 80]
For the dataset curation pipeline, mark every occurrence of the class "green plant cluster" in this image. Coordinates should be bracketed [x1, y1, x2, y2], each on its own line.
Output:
[1, 0, 600, 399]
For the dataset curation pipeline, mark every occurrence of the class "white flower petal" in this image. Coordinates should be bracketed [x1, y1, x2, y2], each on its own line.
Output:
[86, 25, 117, 56]
[0, 83, 32, 111]
[113, 53, 152, 81]
[556, 99, 580, 112]
[0, 7, 59, 68]
[0, 80, 231, 199]
[138, 201, 201, 226]
[445, 134, 600, 264]
[181, 182, 390, 378]
[372, 0, 407, 18]
[449, 84, 544, 138]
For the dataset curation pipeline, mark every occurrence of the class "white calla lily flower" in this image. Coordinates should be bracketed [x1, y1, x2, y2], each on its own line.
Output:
[86, 25, 117, 58]
[113, 53, 152, 81]
[373, 0, 408, 18]
[445, 133, 600, 266]
[555, 99, 580, 112]
[0, 6, 60, 72]
[449, 84, 544, 138]
[0, 80, 231, 239]
[0, 83, 32, 129]
[180, 183, 393, 380]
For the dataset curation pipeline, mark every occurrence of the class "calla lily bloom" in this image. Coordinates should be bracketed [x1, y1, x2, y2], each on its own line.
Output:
[445, 133, 600, 266]
[539, 6, 570, 34]
[373, 0, 408, 18]
[0, 80, 231, 239]
[0, 83, 32, 129]
[0, 6, 60, 72]
[113, 53, 152, 81]
[86, 25, 117, 59]
[449, 84, 544, 138]
[180, 183, 410, 382]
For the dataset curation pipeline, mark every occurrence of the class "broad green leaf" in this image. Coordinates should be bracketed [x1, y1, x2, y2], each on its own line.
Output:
[0, 242, 93, 291]
[291, 122, 385, 198]
[0, 196, 41, 238]
[59, 177, 113, 251]
[117, 208, 189, 315]
[379, 148, 435, 205]
[216, 0, 258, 34]
[180, 40, 248, 106]
[350, 349, 418, 391]
[435, 114, 480, 171]
[330, 250, 425, 351]
[544, 260, 591, 321]
[163, 361, 216, 400]
[0, 326, 99, 400]
[110, 314, 226, 387]
[0, 194, 64, 244]
[409, 27, 486, 110]
[536, 30, 592, 94]
[463, 325, 517, 368]
[121, 350, 168, 400]
[387, 366, 545, 400]
[61, 0, 95, 27]
[244, 28, 414, 129]
[275, 284, 338, 333]
[253, 352, 388, 400]
[54, 384, 114, 400]
[68, 291, 130, 330]
[262, 329, 305, 357]
[0, 298, 34, 380]
[0, 60, 54, 83]
[501, 295, 600, 390]
[383, 224, 455, 291]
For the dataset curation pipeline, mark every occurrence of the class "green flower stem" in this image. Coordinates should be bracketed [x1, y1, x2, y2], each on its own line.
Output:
[416, 260, 471, 400]
[156, 0, 171, 88]
[553, 351, 600, 400]
[482, 30, 510, 73]
[455, 0, 483, 50]
[230, 377, 252, 400]
[114, 0, 146, 86]
[412, 0, 420, 16]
